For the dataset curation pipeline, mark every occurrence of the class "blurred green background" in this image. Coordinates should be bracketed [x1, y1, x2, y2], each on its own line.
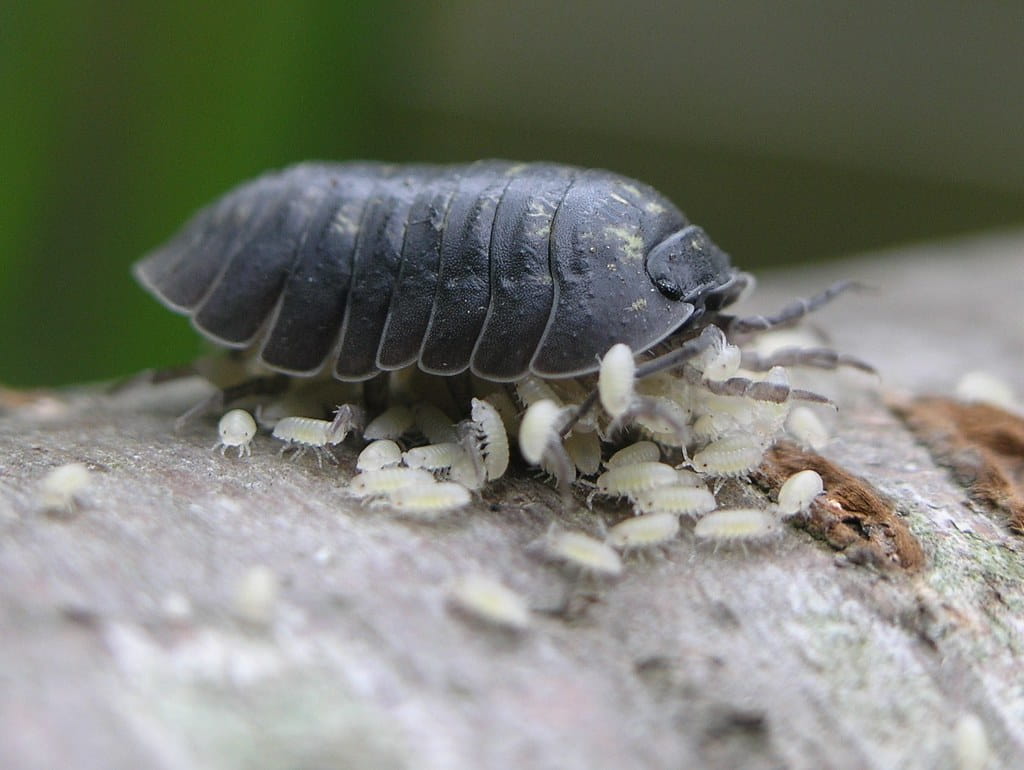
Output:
[3, 1, 1023, 387]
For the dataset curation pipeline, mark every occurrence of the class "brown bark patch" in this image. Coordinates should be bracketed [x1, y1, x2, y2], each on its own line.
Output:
[891, 396, 1024, 533]
[756, 442, 925, 571]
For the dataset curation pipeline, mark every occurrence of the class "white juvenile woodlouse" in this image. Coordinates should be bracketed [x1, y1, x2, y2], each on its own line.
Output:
[387, 481, 471, 519]
[272, 404, 361, 465]
[541, 529, 624, 577]
[449, 574, 530, 630]
[693, 508, 777, 548]
[348, 467, 437, 499]
[606, 512, 681, 550]
[785, 406, 830, 451]
[777, 469, 824, 516]
[363, 404, 415, 441]
[36, 462, 93, 514]
[356, 439, 403, 471]
[606, 441, 661, 468]
[632, 484, 716, 518]
[214, 408, 257, 457]
[594, 462, 681, 501]
[469, 397, 509, 481]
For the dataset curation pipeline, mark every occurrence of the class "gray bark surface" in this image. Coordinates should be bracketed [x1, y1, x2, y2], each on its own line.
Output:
[2, 233, 1023, 769]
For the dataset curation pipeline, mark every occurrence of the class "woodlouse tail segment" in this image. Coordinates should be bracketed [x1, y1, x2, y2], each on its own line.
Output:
[726, 279, 865, 335]
[739, 347, 877, 376]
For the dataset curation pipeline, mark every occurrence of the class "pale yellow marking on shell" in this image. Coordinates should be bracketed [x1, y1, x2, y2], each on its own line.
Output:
[633, 485, 716, 517]
[630, 297, 648, 312]
[546, 531, 623, 576]
[449, 575, 530, 630]
[233, 565, 279, 626]
[777, 470, 824, 516]
[388, 481, 471, 519]
[596, 462, 679, 498]
[644, 200, 667, 214]
[357, 440, 403, 471]
[598, 343, 636, 418]
[607, 441, 661, 468]
[606, 512, 680, 549]
[348, 468, 436, 499]
[604, 225, 645, 261]
[216, 409, 257, 456]
[37, 463, 92, 512]
[694, 509, 775, 542]
[363, 405, 415, 441]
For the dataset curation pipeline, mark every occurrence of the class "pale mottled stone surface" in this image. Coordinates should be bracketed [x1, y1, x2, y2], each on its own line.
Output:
[1, 233, 1023, 770]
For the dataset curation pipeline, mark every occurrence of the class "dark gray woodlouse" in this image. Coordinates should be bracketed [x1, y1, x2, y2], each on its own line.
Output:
[134, 161, 749, 383]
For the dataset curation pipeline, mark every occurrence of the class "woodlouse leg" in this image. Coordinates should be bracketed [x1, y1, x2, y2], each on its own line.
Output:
[739, 346, 876, 375]
[694, 371, 834, 407]
[726, 279, 865, 335]
[173, 374, 290, 431]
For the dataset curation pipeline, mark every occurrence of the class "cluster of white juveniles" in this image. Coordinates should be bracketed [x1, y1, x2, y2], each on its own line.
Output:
[206, 323, 843, 536]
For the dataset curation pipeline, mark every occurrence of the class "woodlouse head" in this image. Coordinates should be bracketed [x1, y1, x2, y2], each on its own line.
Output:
[645, 225, 733, 303]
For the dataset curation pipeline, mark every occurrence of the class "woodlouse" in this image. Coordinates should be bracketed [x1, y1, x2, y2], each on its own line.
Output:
[134, 161, 751, 384]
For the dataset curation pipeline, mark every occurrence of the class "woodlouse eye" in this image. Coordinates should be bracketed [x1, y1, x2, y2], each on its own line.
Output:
[646, 225, 730, 303]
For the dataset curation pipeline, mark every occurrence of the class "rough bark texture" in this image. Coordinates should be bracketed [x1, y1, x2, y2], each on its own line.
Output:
[2, 233, 1023, 770]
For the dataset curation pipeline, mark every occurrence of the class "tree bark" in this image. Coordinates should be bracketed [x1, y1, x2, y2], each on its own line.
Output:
[1, 233, 1022, 770]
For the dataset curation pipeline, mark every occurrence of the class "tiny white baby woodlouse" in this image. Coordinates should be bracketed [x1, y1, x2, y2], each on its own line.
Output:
[693, 508, 777, 548]
[233, 565, 280, 627]
[632, 484, 716, 518]
[777, 469, 824, 516]
[214, 408, 257, 457]
[448, 574, 530, 631]
[606, 512, 681, 550]
[348, 467, 437, 499]
[594, 462, 680, 501]
[606, 440, 661, 468]
[564, 430, 602, 475]
[953, 713, 990, 770]
[469, 397, 510, 481]
[363, 404, 415, 441]
[412, 402, 459, 444]
[36, 462, 92, 513]
[542, 529, 623, 577]
[272, 404, 361, 466]
[598, 343, 636, 418]
[518, 399, 574, 488]
[954, 370, 1018, 412]
[690, 435, 766, 482]
[356, 439, 403, 471]
[785, 406, 829, 451]
[387, 481, 471, 519]
[402, 442, 467, 472]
